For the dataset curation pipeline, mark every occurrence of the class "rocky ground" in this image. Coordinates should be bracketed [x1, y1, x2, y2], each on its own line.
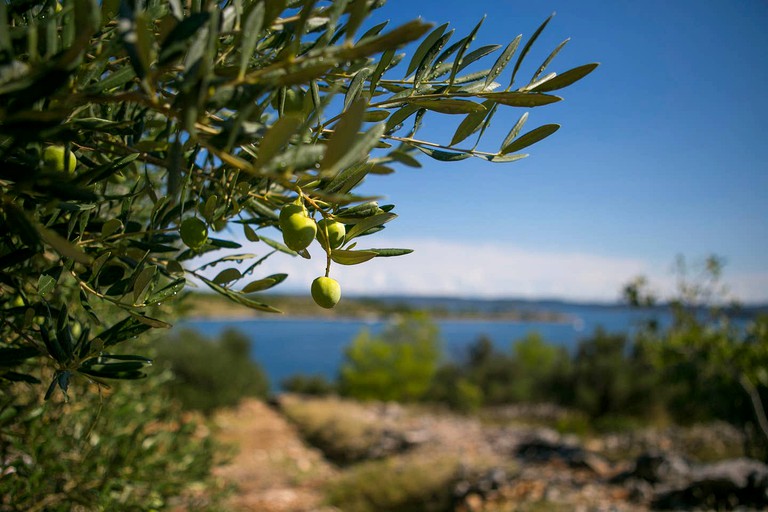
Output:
[210, 396, 768, 511]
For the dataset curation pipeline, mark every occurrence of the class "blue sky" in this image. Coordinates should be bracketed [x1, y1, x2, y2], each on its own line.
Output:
[239, 1, 768, 303]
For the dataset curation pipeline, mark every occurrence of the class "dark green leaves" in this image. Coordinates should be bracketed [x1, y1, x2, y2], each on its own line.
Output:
[408, 99, 485, 114]
[199, 276, 281, 313]
[484, 35, 521, 87]
[322, 97, 366, 172]
[330, 249, 377, 265]
[501, 124, 560, 154]
[158, 12, 210, 66]
[531, 63, 600, 92]
[477, 91, 562, 107]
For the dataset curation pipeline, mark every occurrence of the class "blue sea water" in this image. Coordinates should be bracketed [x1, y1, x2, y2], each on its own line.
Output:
[176, 304, 667, 391]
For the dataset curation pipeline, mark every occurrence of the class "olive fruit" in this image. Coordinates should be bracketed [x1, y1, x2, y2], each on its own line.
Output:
[317, 219, 346, 250]
[278, 203, 305, 228]
[180, 217, 208, 250]
[43, 145, 77, 173]
[282, 212, 316, 251]
[311, 276, 341, 309]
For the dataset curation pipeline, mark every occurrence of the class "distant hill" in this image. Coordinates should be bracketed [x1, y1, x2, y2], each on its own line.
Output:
[182, 292, 767, 321]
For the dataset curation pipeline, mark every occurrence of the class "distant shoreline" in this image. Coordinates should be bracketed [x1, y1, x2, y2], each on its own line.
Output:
[181, 292, 577, 324]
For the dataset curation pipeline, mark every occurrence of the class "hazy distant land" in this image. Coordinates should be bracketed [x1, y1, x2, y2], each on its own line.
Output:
[182, 292, 578, 323]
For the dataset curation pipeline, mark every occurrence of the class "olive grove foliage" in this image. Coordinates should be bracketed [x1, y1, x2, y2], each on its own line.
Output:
[0, 0, 597, 401]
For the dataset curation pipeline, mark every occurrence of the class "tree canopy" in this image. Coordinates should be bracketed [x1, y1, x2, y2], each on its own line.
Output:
[0, 0, 597, 400]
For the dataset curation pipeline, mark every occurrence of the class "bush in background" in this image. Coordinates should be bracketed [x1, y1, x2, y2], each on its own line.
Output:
[0, 370, 223, 511]
[282, 374, 336, 396]
[154, 329, 269, 414]
[339, 313, 441, 402]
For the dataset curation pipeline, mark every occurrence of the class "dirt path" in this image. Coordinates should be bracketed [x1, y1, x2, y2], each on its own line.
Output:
[212, 399, 337, 512]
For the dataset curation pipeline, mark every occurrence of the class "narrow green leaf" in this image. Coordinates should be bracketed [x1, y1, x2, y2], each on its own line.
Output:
[37, 225, 91, 264]
[243, 223, 260, 242]
[369, 248, 413, 257]
[369, 48, 395, 94]
[101, 219, 123, 238]
[146, 278, 186, 304]
[477, 91, 562, 107]
[385, 104, 421, 132]
[323, 122, 386, 176]
[449, 16, 485, 86]
[500, 112, 528, 149]
[450, 99, 494, 146]
[531, 63, 600, 92]
[241, 273, 287, 293]
[345, 0, 368, 41]
[414, 30, 452, 86]
[531, 37, 569, 81]
[479, 153, 529, 163]
[258, 235, 298, 256]
[38, 275, 56, 297]
[344, 67, 371, 110]
[409, 99, 485, 114]
[405, 22, 448, 77]
[131, 314, 172, 329]
[95, 317, 152, 347]
[207, 238, 242, 249]
[344, 212, 396, 241]
[337, 20, 432, 61]
[132, 266, 156, 303]
[330, 249, 377, 265]
[158, 12, 210, 65]
[199, 276, 281, 313]
[322, 97, 366, 172]
[510, 13, 554, 87]
[484, 35, 521, 87]
[239, 4, 264, 78]
[241, 278, 275, 293]
[457, 44, 500, 73]
[258, 114, 303, 164]
[501, 124, 560, 154]
[212, 268, 242, 285]
[364, 110, 390, 122]
[389, 151, 422, 168]
[414, 146, 471, 162]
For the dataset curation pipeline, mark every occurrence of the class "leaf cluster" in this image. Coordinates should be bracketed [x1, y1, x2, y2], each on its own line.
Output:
[0, 0, 595, 400]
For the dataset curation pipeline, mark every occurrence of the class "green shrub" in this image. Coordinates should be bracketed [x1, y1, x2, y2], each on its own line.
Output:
[562, 329, 661, 420]
[0, 371, 223, 511]
[154, 328, 269, 414]
[325, 452, 460, 512]
[427, 364, 484, 412]
[281, 374, 336, 396]
[339, 314, 441, 402]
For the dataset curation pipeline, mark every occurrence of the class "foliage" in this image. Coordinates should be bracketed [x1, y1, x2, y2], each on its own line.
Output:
[339, 313, 441, 401]
[563, 329, 660, 421]
[627, 256, 768, 450]
[0, 371, 223, 511]
[0, 0, 596, 401]
[281, 373, 336, 396]
[153, 328, 269, 414]
[324, 451, 460, 512]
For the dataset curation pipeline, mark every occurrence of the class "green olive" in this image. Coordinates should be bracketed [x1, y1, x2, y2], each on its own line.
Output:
[317, 218, 346, 250]
[279, 203, 305, 229]
[43, 145, 78, 173]
[179, 217, 208, 250]
[283, 88, 305, 112]
[311, 276, 341, 309]
[282, 212, 316, 251]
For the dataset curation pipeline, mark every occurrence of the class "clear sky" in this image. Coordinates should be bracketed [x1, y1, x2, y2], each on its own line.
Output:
[237, 0, 768, 303]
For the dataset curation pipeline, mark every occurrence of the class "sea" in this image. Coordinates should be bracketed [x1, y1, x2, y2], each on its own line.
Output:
[175, 301, 677, 391]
